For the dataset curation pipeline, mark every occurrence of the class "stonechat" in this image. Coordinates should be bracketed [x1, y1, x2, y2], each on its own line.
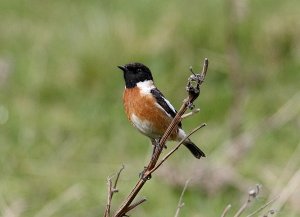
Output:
[118, 63, 205, 159]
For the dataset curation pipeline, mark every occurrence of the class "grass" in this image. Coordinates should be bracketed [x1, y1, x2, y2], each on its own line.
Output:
[0, 0, 300, 216]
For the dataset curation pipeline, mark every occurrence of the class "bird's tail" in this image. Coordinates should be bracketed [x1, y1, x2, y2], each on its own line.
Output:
[183, 139, 206, 159]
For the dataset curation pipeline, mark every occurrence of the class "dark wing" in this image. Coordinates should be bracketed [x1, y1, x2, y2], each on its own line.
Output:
[150, 88, 182, 128]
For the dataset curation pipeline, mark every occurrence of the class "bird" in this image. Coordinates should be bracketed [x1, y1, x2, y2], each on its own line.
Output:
[118, 62, 205, 159]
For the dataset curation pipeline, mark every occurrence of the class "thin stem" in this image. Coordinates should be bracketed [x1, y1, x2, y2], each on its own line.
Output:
[233, 199, 250, 217]
[124, 198, 147, 214]
[220, 204, 232, 217]
[181, 108, 200, 119]
[233, 185, 261, 217]
[246, 196, 279, 217]
[104, 178, 113, 217]
[174, 180, 190, 217]
[103, 165, 125, 217]
[113, 165, 125, 190]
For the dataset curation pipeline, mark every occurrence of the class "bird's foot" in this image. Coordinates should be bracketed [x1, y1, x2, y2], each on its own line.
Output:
[156, 138, 167, 149]
[151, 139, 166, 150]
[139, 167, 152, 180]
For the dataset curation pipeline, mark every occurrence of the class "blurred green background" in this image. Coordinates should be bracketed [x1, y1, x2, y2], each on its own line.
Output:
[0, 0, 300, 216]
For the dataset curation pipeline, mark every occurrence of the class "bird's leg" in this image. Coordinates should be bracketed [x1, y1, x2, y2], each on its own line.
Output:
[151, 139, 159, 153]
[138, 139, 157, 180]
[139, 138, 167, 180]
[151, 138, 166, 152]
[154, 138, 167, 149]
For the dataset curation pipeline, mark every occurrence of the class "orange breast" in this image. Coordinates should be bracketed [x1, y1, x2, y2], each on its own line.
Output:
[123, 87, 178, 140]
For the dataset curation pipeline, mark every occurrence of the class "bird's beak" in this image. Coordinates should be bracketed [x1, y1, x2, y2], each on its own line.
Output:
[117, 65, 126, 72]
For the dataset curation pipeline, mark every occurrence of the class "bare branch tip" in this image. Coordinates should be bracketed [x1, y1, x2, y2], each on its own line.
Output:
[125, 198, 147, 213]
[189, 66, 196, 76]
[221, 204, 232, 217]
[201, 58, 209, 77]
[181, 108, 200, 119]
[204, 58, 209, 68]
[196, 123, 207, 131]
[120, 164, 125, 171]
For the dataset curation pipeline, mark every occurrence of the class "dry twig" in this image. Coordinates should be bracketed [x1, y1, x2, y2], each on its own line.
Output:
[103, 165, 125, 217]
[181, 108, 200, 119]
[246, 196, 279, 217]
[233, 184, 261, 217]
[123, 198, 147, 214]
[174, 179, 190, 217]
[219, 185, 278, 217]
[220, 204, 232, 217]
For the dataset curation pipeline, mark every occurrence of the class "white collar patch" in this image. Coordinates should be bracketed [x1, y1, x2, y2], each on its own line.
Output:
[137, 80, 155, 95]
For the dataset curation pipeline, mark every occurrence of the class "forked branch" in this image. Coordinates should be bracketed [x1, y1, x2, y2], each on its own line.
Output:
[221, 184, 278, 217]
[103, 165, 125, 217]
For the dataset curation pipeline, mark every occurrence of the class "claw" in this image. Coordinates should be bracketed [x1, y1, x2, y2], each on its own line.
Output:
[139, 167, 151, 180]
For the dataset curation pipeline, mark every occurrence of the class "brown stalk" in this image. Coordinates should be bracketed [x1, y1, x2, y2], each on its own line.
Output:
[103, 165, 125, 217]
[174, 179, 190, 217]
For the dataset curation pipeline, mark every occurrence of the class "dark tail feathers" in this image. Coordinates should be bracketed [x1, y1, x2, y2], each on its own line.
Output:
[183, 140, 206, 159]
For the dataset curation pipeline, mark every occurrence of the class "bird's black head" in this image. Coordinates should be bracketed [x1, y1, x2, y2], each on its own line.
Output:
[118, 63, 153, 88]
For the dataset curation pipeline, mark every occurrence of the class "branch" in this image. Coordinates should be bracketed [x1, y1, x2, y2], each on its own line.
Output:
[246, 196, 279, 217]
[103, 165, 125, 217]
[181, 108, 200, 119]
[104, 177, 113, 217]
[123, 198, 147, 214]
[220, 204, 232, 217]
[113, 58, 209, 217]
[233, 184, 261, 217]
[219, 185, 278, 217]
[174, 179, 190, 217]
[113, 165, 125, 190]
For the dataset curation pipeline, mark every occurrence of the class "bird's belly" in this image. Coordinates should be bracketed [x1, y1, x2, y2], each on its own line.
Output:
[131, 114, 160, 138]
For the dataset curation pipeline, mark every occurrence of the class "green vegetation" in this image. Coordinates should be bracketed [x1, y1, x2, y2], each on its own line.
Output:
[0, 0, 299, 216]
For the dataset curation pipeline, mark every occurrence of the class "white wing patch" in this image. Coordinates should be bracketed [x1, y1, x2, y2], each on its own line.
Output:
[152, 94, 176, 118]
[162, 97, 176, 115]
